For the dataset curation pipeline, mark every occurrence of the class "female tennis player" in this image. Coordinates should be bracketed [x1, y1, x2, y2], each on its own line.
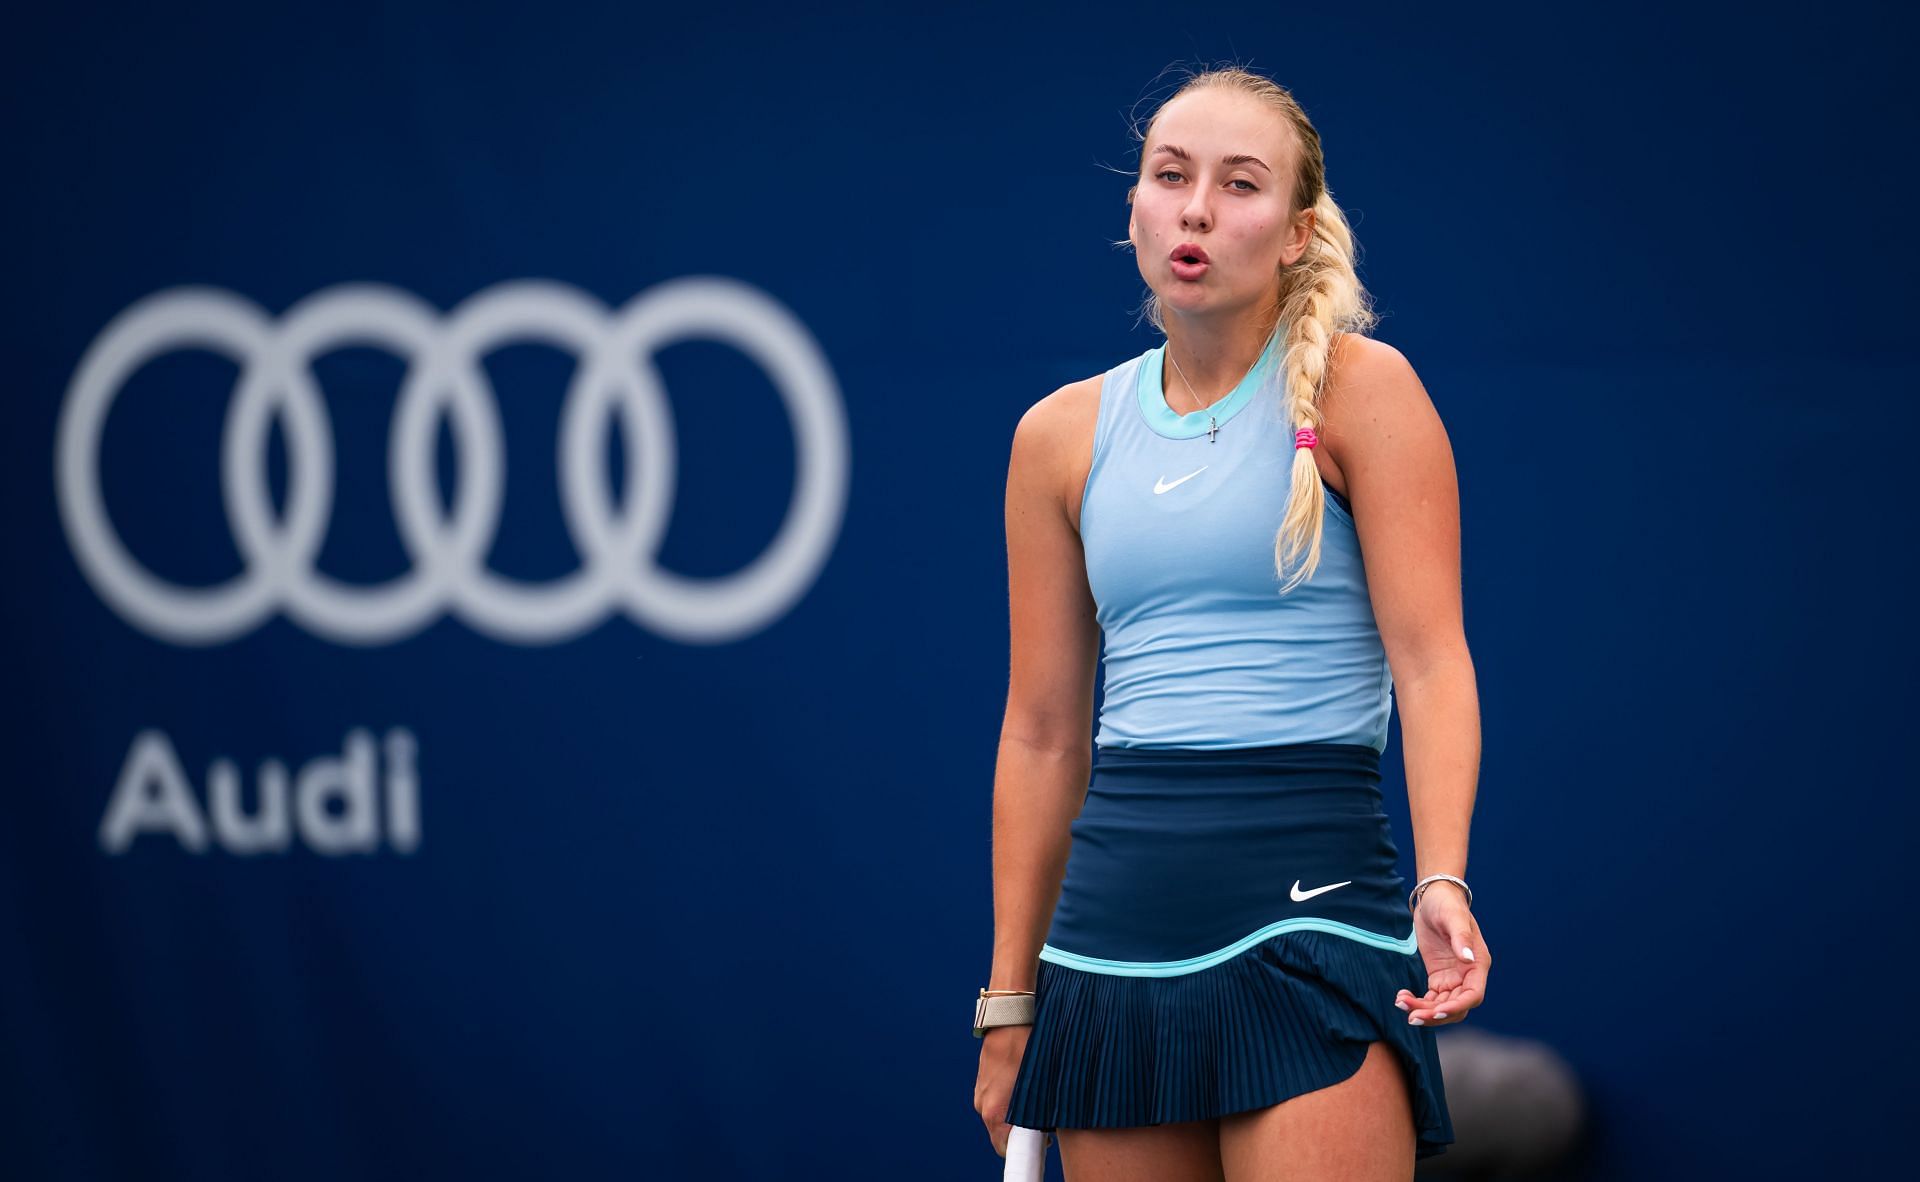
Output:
[971, 65, 1489, 1179]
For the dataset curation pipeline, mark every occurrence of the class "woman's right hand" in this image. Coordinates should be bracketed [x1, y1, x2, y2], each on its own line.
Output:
[974, 1024, 1039, 1157]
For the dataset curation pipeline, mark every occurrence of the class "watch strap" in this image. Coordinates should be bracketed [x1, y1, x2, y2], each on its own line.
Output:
[972, 991, 1035, 1037]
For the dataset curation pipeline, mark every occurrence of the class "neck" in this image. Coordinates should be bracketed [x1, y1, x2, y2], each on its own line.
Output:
[1162, 313, 1278, 409]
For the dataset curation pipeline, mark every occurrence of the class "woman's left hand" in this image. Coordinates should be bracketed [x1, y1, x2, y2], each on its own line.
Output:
[1396, 884, 1489, 1026]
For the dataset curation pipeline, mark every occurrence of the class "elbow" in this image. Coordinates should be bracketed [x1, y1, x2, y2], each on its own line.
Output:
[1391, 645, 1475, 694]
[1000, 706, 1093, 758]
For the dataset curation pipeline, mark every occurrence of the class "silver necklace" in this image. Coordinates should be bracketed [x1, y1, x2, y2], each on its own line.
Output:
[1167, 345, 1260, 444]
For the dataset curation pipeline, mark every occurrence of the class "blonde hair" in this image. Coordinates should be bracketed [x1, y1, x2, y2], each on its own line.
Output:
[1118, 65, 1379, 593]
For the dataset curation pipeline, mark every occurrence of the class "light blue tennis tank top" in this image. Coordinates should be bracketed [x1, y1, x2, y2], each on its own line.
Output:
[1080, 333, 1394, 751]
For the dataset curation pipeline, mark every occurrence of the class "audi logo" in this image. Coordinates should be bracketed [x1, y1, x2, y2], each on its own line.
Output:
[54, 278, 850, 647]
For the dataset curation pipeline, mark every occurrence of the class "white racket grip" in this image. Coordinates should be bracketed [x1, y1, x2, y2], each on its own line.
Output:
[1004, 1125, 1048, 1181]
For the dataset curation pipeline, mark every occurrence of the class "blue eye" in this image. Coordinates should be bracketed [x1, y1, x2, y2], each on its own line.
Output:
[1157, 170, 1256, 192]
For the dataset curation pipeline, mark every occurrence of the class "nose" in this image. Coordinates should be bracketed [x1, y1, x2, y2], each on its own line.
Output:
[1181, 188, 1212, 233]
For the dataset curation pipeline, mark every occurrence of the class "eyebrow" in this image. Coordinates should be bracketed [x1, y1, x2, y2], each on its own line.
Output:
[1148, 143, 1272, 174]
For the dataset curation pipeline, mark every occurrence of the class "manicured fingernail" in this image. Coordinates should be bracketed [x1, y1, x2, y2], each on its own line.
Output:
[1435, 1012, 1449, 1020]
[1459, 947, 1475, 961]
[1409, 1016, 1424, 1025]
[1394, 999, 1409, 1011]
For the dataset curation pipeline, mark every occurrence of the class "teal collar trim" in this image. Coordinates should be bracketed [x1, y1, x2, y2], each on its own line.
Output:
[1038, 916, 1417, 977]
[1136, 331, 1283, 440]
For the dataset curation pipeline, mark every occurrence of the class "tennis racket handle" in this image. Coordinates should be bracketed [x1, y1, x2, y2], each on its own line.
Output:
[1004, 1126, 1048, 1181]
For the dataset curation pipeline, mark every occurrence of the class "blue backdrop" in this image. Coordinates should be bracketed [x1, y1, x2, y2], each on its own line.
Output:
[4, 1, 1915, 1178]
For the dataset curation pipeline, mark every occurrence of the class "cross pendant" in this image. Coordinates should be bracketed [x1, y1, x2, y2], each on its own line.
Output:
[1206, 416, 1220, 443]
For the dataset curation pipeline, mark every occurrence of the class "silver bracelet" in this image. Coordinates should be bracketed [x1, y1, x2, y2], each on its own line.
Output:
[1408, 873, 1472, 912]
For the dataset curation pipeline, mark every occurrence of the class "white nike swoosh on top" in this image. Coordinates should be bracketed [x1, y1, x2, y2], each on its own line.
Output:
[1290, 879, 1352, 902]
[1153, 466, 1209, 494]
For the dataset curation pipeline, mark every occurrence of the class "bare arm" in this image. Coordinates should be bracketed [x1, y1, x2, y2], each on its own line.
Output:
[1332, 339, 1479, 890]
[988, 387, 1101, 992]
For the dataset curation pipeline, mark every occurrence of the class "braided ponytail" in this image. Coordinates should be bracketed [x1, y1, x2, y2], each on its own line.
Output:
[1268, 182, 1378, 592]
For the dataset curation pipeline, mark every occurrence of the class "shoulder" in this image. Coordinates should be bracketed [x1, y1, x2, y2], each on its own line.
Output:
[1326, 333, 1425, 407]
[1320, 334, 1445, 461]
[1320, 333, 1453, 488]
[1014, 371, 1104, 449]
[1009, 371, 1105, 496]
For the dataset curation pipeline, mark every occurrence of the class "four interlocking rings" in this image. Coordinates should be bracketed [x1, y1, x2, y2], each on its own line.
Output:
[54, 277, 850, 646]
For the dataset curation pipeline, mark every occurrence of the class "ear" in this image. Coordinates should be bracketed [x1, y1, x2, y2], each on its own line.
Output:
[1293, 208, 1317, 262]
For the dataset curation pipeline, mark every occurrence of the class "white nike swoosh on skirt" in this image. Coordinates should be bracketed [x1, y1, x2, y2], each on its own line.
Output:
[1290, 879, 1353, 902]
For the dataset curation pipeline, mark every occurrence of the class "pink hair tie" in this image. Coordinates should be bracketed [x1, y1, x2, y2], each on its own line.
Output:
[1294, 427, 1319, 450]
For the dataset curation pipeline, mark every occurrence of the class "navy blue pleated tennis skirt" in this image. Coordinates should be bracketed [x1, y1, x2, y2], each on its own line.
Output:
[1004, 742, 1455, 1161]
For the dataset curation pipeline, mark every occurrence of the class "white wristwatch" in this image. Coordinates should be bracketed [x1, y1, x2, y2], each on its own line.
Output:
[972, 989, 1036, 1037]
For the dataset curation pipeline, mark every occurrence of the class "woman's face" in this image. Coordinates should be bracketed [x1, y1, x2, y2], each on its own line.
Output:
[1128, 89, 1309, 320]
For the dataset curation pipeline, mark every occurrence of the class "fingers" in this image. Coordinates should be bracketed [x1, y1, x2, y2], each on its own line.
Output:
[1397, 954, 1488, 1020]
[1394, 981, 1484, 1025]
[1398, 926, 1493, 1026]
[1424, 984, 1482, 1022]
